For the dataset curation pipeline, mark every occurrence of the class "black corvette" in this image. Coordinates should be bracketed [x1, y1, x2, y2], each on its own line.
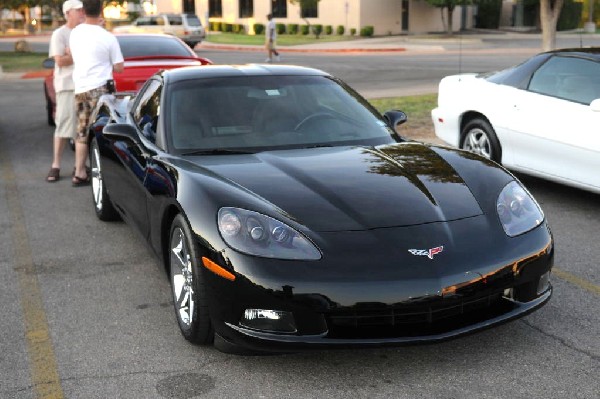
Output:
[87, 65, 553, 353]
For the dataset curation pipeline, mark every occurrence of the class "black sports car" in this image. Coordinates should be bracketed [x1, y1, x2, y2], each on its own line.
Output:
[87, 65, 553, 353]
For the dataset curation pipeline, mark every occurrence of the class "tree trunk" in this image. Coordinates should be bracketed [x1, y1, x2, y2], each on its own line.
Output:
[447, 6, 455, 35]
[539, 0, 565, 51]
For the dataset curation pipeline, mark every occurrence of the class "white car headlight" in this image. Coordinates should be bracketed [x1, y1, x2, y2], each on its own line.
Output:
[218, 208, 321, 260]
[496, 181, 544, 237]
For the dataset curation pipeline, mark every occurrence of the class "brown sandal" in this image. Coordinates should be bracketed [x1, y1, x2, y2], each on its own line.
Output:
[72, 175, 90, 187]
[46, 167, 60, 182]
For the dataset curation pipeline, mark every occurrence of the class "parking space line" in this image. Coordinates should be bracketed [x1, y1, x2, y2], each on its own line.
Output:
[553, 267, 600, 296]
[0, 144, 64, 398]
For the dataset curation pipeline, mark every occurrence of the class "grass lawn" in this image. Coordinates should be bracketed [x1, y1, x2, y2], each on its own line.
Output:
[370, 94, 438, 143]
[0, 51, 47, 72]
[205, 32, 359, 46]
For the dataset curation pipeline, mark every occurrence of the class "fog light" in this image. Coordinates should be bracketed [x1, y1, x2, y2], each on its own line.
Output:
[503, 288, 514, 299]
[537, 271, 550, 295]
[239, 309, 297, 333]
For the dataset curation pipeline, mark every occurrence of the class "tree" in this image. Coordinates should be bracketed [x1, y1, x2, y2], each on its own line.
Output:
[539, 0, 565, 51]
[424, 0, 472, 35]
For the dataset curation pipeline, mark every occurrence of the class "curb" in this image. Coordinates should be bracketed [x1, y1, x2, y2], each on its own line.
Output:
[199, 43, 406, 53]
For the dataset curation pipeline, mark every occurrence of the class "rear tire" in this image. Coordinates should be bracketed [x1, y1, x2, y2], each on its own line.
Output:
[90, 137, 120, 221]
[460, 118, 502, 163]
[169, 214, 214, 345]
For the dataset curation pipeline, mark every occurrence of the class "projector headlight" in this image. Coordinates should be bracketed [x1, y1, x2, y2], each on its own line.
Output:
[496, 181, 544, 237]
[218, 208, 321, 260]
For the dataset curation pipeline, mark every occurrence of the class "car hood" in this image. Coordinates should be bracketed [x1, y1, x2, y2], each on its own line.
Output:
[193, 143, 483, 232]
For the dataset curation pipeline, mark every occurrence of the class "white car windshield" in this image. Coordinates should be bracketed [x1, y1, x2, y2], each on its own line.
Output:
[167, 75, 397, 153]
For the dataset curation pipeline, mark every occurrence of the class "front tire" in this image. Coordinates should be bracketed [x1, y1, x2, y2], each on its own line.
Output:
[460, 118, 502, 163]
[169, 214, 214, 345]
[90, 138, 120, 221]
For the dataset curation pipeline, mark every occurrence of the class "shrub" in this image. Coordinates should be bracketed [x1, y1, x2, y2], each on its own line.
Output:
[336, 25, 345, 35]
[312, 24, 323, 38]
[350, 28, 356, 36]
[254, 23, 265, 35]
[325, 25, 333, 35]
[300, 25, 310, 35]
[276, 23, 286, 34]
[212, 21, 221, 32]
[287, 23, 299, 35]
[233, 24, 244, 34]
[360, 26, 374, 37]
[224, 23, 233, 33]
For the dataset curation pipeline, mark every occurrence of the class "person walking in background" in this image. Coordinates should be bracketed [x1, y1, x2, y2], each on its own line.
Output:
[69, 0, 123, 186]
[265, 14, 280, 63]
[46, 0, 84, 182]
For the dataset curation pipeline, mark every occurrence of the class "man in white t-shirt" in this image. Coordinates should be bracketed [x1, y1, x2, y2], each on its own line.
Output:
[265, 14, 280, 63]
[46, 0, 84, 183]
[70, 0, 123, 186]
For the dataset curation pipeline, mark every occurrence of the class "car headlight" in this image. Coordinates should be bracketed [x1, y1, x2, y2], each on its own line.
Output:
[218, 207, 321, 260]
[496, 181, 544, 237]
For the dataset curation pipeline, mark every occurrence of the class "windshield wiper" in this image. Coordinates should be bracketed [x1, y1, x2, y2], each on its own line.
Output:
[181, 148, 255, 156]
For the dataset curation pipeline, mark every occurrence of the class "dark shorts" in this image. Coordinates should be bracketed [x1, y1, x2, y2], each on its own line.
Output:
[75, 86, 108, 143]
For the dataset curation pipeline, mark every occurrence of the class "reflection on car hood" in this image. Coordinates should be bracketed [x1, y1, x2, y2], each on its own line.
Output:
[194, 142, 483, 232]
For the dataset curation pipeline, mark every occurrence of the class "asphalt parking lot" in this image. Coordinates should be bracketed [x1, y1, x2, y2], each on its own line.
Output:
[0, 35, 599, 398]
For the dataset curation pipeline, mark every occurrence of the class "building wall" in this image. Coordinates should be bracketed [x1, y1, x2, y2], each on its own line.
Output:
[156, 0, 472, 35]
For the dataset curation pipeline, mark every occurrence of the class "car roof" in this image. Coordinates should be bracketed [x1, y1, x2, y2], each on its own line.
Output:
[162, 64, 330, 82]
[545, 47, 600, 60]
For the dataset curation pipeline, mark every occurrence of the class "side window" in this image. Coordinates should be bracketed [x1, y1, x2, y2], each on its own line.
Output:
[136, 17, 150, 26]
[167, 15, 182, 25]
[529, 56, 600, 104]
[133, 80, 162, 143]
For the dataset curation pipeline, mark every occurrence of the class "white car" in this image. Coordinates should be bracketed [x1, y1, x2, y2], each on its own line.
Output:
[432, 48, 600, 194]
[113, 13, 205, 48]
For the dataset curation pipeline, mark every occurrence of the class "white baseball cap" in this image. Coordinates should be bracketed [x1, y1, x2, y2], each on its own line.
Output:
[63, 0, 83, 15]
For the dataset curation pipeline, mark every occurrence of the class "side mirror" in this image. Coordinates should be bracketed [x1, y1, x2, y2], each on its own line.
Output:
[590, 99, 600, 112]
[103, 123, 141, 145]
[42, 57, 55, 69]
[383, 110, 408, 130]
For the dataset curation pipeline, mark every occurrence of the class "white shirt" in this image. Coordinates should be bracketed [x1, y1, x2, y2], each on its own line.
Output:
[70, 23, 124, 94]
[266, 20, 276, 41]
[49, 25, 74, 93]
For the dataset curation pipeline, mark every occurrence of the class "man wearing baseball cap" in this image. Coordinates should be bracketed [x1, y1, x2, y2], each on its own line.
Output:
[46, 0, 84, 182]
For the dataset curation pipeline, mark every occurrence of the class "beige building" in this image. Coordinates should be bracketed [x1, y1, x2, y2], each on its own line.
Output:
[153, 0, 474, 35]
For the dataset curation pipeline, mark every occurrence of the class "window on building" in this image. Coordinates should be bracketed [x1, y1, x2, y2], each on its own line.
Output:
[239, 0, 253, 18]
[271, 0, 287, 18]
[209, 0, 222, 17]
[300, 0, 318, 18]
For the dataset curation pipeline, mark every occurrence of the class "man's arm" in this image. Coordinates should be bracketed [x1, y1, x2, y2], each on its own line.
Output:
[113, 62, 124, 73]
[54, 47, 73, 67]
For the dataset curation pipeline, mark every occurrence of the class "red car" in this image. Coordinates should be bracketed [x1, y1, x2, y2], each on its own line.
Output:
[44, 33, 211, 126]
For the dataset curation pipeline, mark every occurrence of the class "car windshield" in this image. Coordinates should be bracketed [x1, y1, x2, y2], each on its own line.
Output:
[117, 35, 194, 58]
[167, 75, 397, 153]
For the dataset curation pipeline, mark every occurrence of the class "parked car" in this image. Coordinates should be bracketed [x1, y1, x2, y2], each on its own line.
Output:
[44, 33, 211, 126]
[86, 65, 553, 354]
[432, 47, 600, 194]
[112, 13, 206, 48]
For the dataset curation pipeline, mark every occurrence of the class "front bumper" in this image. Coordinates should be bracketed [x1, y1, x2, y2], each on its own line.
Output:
[218, 287, 551, 352]
[203, 219, 553, 352]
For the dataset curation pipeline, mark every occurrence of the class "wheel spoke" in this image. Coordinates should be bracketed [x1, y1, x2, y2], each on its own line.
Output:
[170, 227, 195, 327]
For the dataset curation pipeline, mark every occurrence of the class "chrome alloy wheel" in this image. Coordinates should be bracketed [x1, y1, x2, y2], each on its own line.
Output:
[463, 128, 492, 159]
[170, 227, 195, 327]
[91, 143, 103, 212]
